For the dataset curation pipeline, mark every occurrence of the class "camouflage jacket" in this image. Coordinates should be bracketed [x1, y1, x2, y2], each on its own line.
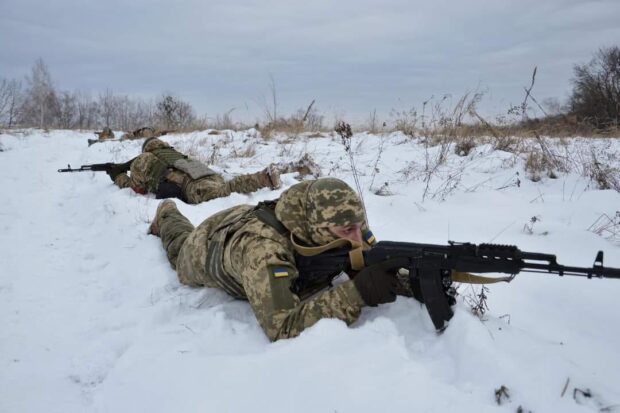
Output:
[114, 139, 216, 194]
[177, 204, 364, 341]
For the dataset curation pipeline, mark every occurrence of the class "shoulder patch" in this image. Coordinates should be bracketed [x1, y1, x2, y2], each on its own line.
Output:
[364, 230, 376, 246]
[271, 266, 291, 278]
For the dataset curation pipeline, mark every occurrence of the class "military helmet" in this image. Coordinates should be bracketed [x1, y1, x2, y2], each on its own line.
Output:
[142, 137, 170, 153]
[275, 178, 366, 246]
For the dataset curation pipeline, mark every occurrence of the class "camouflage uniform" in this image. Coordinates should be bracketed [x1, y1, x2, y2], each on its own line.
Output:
[155, 178, 372, 341]
[94, 127, 115, 140]
[114, 138, 276, 203]
[120, 126, 164, 141]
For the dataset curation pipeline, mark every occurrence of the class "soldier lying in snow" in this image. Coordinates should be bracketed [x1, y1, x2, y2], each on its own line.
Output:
[120, 126, 167, 140]
[148, 178, 406, 341]
[94, 127, 115, 140]
[107, 137, 320, 204]
[89, 127, 166, 146]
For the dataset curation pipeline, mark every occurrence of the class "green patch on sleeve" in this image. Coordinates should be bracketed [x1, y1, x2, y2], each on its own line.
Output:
[268, 265, 296, 310]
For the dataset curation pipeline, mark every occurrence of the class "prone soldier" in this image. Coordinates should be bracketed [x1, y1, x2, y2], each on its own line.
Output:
[107, 137, 281, 203]
[148, 178, 404, 341]
[94, 127, 115, 140]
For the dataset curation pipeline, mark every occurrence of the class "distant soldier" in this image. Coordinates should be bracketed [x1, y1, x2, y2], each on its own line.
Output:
[120, 126, 166, 141]
[148, 178, 404, 341]
[106, 137, 283, 203]
[94, 127, 115, 140]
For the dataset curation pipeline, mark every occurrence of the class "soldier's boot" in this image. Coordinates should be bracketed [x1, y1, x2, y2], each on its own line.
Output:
[148, 199, 178, 236]
[256, 164, 281, 189]
[274, 154, 322, 179]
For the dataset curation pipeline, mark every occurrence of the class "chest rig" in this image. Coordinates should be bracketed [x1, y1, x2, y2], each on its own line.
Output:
[148, 147, 218, 191]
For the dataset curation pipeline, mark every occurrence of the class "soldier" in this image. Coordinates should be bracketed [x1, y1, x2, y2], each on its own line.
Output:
[148, 178, 402, 341]
[94, 127, 115, 140]
[107, 137, 281, 203]
[120, 126, 166, 141]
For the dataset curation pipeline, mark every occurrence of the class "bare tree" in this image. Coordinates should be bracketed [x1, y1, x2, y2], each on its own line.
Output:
[570, 46, 620, 128]
[98, 89, 116, 128]
[75, 90, 98, 129]
[131, 99, 155, 129]
[115, 95, 135, 131]
[0, 79, 11, 124]
[57, 90, 78, 129]
[20, 58, 59, 128]
[6, 79, 22, 128]
[155, 93, 195, 130]
[0, 78, 22, 127]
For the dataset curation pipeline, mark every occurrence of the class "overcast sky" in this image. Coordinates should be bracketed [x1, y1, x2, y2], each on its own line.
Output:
[1, 0, 618, 124]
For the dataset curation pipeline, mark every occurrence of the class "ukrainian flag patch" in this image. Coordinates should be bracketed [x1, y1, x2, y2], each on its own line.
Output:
[271, 266, 290, 278]
[364, 230, 377, 245]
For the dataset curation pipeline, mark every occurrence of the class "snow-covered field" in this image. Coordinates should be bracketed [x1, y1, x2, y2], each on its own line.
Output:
[1, 129, 619, 413]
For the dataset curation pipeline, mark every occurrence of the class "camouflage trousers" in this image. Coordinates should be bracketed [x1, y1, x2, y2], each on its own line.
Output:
[184, 173, 269, 204]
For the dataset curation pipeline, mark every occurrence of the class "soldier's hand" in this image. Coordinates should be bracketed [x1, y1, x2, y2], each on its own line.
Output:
[353, 258, 408, 307]
[106, 164, 127, 182]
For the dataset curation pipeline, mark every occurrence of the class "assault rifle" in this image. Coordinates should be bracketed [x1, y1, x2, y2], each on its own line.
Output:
[58, 162, 117, 173]
[57, 158, 135, 173]
[87, 138, 123, 147]
[295, 241, 620, 331]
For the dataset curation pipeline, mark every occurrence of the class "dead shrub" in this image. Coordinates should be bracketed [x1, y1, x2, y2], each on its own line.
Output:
[524, 150, 545, 182]
[454, 137, 476, 156]
[588, 211, 620, 244]
[260, 119, 305, 140]
[588, 151, 620, 191]
[231, 142, 257, 158]
[390, 106, 418, 138]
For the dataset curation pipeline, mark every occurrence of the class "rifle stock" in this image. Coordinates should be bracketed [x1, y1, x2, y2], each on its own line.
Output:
[295, 240, 620, 331]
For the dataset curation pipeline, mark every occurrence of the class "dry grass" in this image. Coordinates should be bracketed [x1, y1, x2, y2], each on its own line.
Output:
[260, 119, 307, 140]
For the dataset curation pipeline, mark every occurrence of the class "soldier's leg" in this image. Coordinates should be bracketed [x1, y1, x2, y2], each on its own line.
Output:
[226, 166, 280, 194]
[152, 201, 207, 286]
[184, 175, 231, 204]
[153, 201, 193, 269]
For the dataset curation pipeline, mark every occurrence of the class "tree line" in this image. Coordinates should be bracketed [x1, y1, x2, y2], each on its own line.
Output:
[0, 58, 199, 131]
[1, 46, 618, 131]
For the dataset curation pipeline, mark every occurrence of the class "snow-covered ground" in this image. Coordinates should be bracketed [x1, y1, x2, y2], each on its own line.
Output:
[1, 129, 619, 413]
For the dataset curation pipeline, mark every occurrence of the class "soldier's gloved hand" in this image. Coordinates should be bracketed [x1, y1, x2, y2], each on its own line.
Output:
[353, 258, 408, 307]
[106, 164, 127, 182]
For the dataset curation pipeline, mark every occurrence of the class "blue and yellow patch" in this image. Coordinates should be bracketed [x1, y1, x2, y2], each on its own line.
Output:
[271, 266, 291, 278]
[364, 230, 377, 246]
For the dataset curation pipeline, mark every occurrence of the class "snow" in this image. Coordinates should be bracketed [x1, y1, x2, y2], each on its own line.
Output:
[1, 129, 619, 413]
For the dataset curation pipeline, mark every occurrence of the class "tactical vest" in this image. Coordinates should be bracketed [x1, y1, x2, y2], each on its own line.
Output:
[203, 201, 304, 299]
[148, 147, 218, 192]
[205, 205, 255, 299]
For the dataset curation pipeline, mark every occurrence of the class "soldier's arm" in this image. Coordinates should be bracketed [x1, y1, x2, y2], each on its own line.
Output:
[232, 235, 365, 341]
[114, 173, 132, 189]
[113, 154, 150, 194]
